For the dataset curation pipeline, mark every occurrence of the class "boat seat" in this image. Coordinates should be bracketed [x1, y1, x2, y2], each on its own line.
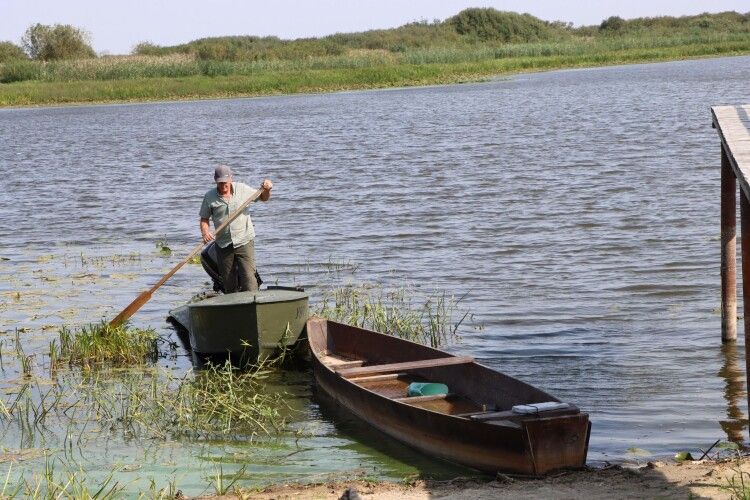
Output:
[321, 352, 366, 369]
[348, 373, 408, 383]
[336, 356, 474, 378]
[393, 393, 453, 404]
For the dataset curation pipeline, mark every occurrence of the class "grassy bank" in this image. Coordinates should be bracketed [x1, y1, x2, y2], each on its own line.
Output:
[2, 35, 750, 107]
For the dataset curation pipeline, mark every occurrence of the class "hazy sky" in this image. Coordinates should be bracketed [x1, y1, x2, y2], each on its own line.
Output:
[2, 0, 748, 55]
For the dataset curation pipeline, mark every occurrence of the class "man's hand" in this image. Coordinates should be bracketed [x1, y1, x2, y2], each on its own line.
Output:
[260, 179, 273, 202]
[200, 218, 214, 243]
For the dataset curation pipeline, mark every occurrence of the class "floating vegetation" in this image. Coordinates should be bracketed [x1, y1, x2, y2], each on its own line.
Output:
[155, 239, 172, 257]
[56, 322, 158, 367]
[316, 286, 469, 348]
[78, 252, 142, 268]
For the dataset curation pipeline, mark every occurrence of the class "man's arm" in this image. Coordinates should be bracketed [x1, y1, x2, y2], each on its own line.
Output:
[200, 218, 214, 243]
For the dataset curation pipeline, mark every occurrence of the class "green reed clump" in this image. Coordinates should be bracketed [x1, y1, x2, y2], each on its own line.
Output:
[77, 360, 290, 440]
[57, 322, 157, 367]
[317, 286, 468, 348]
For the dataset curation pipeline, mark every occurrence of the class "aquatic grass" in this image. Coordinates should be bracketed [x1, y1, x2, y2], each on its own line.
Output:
[56, 322, 158, 367]
[2, 457, 124, 499]
[22, 363, 288, 441]
[209, 464, 247, 496]
[317, 285, 468, 347]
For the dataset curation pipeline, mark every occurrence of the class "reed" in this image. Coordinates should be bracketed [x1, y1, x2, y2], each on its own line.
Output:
[0, 364, 290, 445]
[316, 286, 468, 347]
[1, 457, 123, 499]
[56, 322, 158, 367]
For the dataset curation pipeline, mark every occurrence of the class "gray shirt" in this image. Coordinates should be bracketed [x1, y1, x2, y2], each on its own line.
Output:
[199, 182, 257, 248]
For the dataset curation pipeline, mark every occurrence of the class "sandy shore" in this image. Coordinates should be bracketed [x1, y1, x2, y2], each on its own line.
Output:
[202, 458, 750, 499]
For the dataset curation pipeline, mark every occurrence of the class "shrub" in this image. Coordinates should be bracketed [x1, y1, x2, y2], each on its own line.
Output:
[0, 41, 27, 62]
[21, 23, 96, 60]
[599, 16, 626, 32]
[132, 41, 162, 56]
[447, 8, 566, 43]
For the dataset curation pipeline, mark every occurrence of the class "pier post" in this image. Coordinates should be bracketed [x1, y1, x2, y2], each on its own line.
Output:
[741, 191, 750, 423]
[722, 145, 737, 342]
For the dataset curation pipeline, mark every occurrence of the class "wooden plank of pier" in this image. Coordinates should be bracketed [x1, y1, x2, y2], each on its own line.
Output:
[713, 104, 750, 432]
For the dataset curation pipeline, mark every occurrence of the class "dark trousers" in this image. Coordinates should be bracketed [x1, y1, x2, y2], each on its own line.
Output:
[215, 240, 258, 293]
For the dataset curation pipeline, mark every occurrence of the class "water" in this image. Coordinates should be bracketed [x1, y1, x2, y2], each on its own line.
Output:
[1, 55, 750, 492]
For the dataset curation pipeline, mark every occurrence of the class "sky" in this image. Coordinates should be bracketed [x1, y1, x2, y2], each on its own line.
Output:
[1, 0, 749, 55]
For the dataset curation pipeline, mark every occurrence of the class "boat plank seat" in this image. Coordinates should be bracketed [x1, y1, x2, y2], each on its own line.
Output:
[336, 356, 474, 378]
[321, 352, 366, 369]
[349, 373, 408, 383]
[393, 393, 452, 404]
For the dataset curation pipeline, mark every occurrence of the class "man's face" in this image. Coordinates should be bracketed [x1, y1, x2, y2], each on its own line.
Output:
[217, 179, 232, 196]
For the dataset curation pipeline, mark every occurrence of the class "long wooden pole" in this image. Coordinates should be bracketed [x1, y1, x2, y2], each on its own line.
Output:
[109, 188, 265, 326]
[721, 145, 737, 342]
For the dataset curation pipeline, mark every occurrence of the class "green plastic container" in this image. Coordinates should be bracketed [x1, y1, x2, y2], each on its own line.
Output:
[407, 382, 449, 397]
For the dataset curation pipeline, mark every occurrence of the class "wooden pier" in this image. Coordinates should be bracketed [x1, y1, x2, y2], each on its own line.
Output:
[714, 105, 750, 420]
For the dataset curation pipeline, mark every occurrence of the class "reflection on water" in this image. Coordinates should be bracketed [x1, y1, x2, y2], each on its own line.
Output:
[719, 342, 747, 445]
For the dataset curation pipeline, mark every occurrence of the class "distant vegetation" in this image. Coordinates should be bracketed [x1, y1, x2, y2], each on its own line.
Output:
[1, 8, 749, 106]
[125, 9, 748, 61]
[20, 23, 95, 60]
[0, 41, 27, 63]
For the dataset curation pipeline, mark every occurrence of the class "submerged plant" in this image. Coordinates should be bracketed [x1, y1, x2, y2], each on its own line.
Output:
[56, 322, 158, 367]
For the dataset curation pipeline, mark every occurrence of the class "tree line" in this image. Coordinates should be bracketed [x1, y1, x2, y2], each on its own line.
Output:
[1, 8, 748, 64]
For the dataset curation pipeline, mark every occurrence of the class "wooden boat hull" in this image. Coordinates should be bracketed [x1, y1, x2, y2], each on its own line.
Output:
[307, 318, 590, 475]
[169, 289, 308, 364]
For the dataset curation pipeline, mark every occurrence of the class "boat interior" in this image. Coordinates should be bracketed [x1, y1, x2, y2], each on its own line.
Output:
[309, 319, 581, 426]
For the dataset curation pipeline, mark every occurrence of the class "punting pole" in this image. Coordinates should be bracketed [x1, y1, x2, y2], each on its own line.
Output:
[721, 144, 737, 342]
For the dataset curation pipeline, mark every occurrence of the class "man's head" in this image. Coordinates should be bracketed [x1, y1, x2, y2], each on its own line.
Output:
[214, 164, 233, 196]
[214, 164, 233, 183]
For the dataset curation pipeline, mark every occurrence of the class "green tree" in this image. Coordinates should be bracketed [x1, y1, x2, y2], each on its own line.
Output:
[0, 41, 28, 62]
[599, 16, 626, 32]
[21, 23, 96, 60]
[132, 41, 162, 56]
[448, 8, 565, 43]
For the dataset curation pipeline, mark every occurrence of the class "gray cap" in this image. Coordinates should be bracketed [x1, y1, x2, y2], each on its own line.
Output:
[214, 164, 233, 183]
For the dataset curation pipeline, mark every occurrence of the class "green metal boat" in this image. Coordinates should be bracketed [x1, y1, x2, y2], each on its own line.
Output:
[169, 288, 309, 364]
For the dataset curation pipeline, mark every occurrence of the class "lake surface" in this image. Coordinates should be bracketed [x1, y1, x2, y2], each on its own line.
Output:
[1, 55, 750, 493]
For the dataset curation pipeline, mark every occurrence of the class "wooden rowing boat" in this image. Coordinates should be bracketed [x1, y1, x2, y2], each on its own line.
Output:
[307, 317, 590, 475]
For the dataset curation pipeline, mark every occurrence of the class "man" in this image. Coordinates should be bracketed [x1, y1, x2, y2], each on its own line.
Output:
[200, 164, 272, 293]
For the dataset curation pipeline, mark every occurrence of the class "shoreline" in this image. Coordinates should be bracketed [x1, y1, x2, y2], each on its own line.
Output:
[2, 49, 749, 110]
[204, 458, 750, 499]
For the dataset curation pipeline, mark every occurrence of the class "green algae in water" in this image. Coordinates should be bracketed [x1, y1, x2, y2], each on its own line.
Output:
[155, 239, 172, 257]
